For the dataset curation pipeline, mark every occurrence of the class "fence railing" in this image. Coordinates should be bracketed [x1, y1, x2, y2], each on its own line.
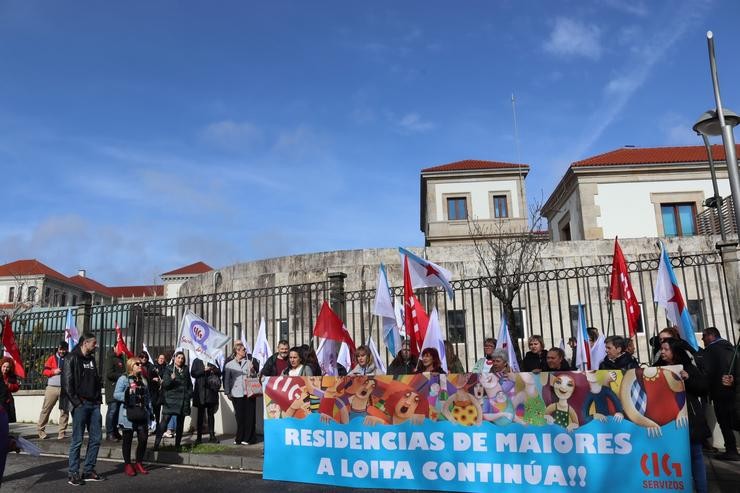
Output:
[697, 194, 737, 236]
[9, 249, 738, 389]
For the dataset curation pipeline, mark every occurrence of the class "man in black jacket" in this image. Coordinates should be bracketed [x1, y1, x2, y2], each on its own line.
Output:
[702, 327, 739, 461]
[259, 340, 290, 377]
[62, 333, 106, 485]
[104, 346, 125, 441]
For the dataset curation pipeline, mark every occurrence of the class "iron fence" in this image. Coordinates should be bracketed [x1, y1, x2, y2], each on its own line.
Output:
[8, 248, 738, 389]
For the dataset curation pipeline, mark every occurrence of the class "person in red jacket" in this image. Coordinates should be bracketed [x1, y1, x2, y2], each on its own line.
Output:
[37, 342, 69, 439]
[0, 357, 19, 424]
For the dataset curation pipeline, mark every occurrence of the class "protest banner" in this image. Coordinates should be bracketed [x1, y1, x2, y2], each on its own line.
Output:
[263, 369, 691, 492]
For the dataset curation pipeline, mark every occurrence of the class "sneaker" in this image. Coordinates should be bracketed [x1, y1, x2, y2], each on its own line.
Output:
[83, 470, 106, 482]
[163, 430, 174, 438]
[68, 474, 84, 486]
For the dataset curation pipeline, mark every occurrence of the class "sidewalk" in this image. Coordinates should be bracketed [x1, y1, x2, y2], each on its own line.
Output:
[10, 423, 740, 492]
[10, 423, 264, 472]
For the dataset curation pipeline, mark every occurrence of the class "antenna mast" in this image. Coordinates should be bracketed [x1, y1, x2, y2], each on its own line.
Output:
[511, 93, 526, 223]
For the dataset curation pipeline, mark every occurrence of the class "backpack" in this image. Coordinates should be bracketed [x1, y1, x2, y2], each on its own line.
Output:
[207, 373, 222, 391]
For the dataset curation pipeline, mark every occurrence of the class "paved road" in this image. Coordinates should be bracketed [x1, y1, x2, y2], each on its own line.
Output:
[1, 454, 412, 493]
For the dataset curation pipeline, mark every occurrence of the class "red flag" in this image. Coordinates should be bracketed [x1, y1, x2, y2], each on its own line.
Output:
[313, 301, 355, 360]
[403, 256, 429, 356]
[115, 322, 134, 358]
[609, 238, 642, 337]
[2, 316, 25, 378]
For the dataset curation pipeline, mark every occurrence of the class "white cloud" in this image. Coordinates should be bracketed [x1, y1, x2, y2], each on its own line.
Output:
[395, 112, 435, 134]
[200, 120, 263, 151]
[660, 113, 699, 146]
[602, 0, 649, 17]
[543, 18, 602, 60]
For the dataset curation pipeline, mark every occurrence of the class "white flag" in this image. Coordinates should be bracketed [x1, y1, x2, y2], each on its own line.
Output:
[252, 317, 272, 367]
[178, 310, 229, 365]
[373, 264, 401, 357]
[590, 334, 607, 369]
[366, 336, 386, 374]
[142, 342, 153, 363]
[316, 337, 341, 376]
[239, 325, 253, 355]
[421, 308, 448, 373]
[337, 341, 352, 373]
[496, 314, 520, 372]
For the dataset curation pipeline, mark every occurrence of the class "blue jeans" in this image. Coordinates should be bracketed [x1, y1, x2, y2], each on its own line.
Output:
[690, 441, 708, 493]
[105, 400, 121, 436]
[68, 402, 102, 476]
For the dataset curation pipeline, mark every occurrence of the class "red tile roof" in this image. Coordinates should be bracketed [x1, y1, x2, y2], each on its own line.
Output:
[161, 261, 213, 277]
[108, 285, 164, 298]
[67, 275, 114, 297]
[422, 159, 529, 173]
[0, 259, 70, 284]
[572, 144, 740, 167]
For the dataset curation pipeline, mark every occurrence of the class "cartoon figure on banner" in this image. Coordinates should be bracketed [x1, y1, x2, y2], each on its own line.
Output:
[439, 374, 483, 426]
[619, 366, 688, 437]
[477, 373, 515, 425]
[583, 371, 624, 424]
[336, 376, 381, 424]
[545, 373, 580, 431]
[511, 372, 547, 425]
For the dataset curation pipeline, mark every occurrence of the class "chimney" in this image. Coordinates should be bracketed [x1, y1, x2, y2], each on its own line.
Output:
[78, 269, 86, 278]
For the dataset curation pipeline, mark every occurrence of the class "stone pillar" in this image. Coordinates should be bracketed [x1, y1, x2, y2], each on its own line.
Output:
[78, 302, 93, 337]
[328, 272, 347, 322]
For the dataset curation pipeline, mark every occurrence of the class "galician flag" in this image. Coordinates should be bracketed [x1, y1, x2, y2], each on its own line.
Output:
[654, 242, 698, 350]
[495, 314, 520, 372]
[399, 247, 454, 299]
[64, 308, 79, 351]
[252, 317, 272, 366]
[178, 310, 230, 364]
[421, 308, 448, 373]
[575, 304, 592, 370]
[372, 264, 401, 357]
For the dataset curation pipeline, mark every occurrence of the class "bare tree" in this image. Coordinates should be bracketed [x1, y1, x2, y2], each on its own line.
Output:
[468, 200, 547, 358]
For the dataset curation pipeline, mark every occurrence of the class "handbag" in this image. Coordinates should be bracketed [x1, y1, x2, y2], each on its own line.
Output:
[207, 374, 222, 391]
[126, 405, 148, 423]
[244, 377, 263, 398]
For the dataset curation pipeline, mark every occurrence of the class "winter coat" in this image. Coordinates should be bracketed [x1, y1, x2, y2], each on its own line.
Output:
[259, 354, 285, 377]
[702, 338, 736, 400]
[2, 374, 18, 423]
[656, 359, 710, 443]
[43, 352, 69, 410]
[599, 352, 639, 371]
[522, 351, 548, 372]
[347, 362, 377, 376]
[161, 364, 192, 416]
[142, 361, 161, 405]
[152, 362, 168, 405]
[62, 346, 102, 412]
[388, 357, 417, 376]
[113, 374, 153, 430]
[191, 359, 221, 407]
[225, 357, 260, 397]
[104, 350, 126, 404]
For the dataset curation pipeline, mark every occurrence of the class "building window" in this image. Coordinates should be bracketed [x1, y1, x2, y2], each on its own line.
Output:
[447, 197, 468, 221]
[446, 310, 466, 343]
[7, 287, 14, 303]
[53, 290, 60, 307]
[28, 287, 37, 302]
[71, 295, 77, 306]
[661, 203, 697, 237]
[493, 195, 508, 218]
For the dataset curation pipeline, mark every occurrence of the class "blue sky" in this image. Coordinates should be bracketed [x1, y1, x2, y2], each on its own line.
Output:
[1, 0, 738, 285]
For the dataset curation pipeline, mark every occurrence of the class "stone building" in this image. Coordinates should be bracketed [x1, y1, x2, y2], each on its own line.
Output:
[419, 159, 530, 246]
[542, 144, 738, 241]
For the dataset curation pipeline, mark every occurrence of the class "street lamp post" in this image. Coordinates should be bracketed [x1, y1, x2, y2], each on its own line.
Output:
[693, 31, 740, 236]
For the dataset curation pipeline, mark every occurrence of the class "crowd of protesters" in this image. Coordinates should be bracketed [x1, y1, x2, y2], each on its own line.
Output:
[0, 320, 734, 492]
